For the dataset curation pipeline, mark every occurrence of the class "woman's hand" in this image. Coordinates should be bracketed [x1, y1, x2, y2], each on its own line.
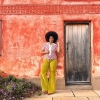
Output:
[42, 50, 49, 54]
[57, 41, 60, 53]
[57, 42, 60, 46]
[45, 50, 49, 54]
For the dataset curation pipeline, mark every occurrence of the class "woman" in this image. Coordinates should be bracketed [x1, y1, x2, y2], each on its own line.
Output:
[40, 31, 60, 95]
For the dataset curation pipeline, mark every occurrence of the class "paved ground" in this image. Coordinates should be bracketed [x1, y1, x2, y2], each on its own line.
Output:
[24, 90, 100, 100]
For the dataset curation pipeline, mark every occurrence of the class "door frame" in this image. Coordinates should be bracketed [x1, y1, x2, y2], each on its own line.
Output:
[64, 21, 91, 85]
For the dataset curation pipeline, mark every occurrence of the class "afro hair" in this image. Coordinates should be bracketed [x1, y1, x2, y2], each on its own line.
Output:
[45, 31, 58, 43]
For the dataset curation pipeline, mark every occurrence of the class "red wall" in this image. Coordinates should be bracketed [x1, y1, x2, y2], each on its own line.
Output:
[0, 0, 100, 78]
[0, 15, 64, 78]
[0, 0, 100, 4]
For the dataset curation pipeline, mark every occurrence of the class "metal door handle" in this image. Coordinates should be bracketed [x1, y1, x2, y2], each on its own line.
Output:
[66, 42, 69, 52]
[67, 43, 68, 50]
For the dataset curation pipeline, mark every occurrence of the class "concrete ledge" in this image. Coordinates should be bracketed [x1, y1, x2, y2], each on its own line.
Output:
[26, 77, 41, 86]
[65, 85, 93, 90]
[26, 77, 93, 90]
[92, 76, 100, 89]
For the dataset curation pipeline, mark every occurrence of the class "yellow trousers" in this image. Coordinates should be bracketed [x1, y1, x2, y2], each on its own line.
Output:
[40, 58, 57, 93]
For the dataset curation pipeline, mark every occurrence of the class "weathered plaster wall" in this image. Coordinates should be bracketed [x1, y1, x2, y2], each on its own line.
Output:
[93, 17, 100, 76]
[1, 0, 100, 5]
[0, 14, 99, 79]
[0, 15, 64, 78]
[0, 0, 100, 84]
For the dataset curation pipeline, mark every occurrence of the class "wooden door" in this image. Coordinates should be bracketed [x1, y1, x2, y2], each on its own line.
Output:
[65, 22, 91, 85]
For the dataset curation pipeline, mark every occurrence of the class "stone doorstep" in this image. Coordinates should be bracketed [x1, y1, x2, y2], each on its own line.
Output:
[25, 97, 100, 100]
[24, 90, 100, 100]
[94, 90, 100, 96]
[88, 97, 100, 100]
[53, 97, 89, 100]
[25, 97, 52, 100]
[53, 97, 100, 100]
[72, 90, 99, 97]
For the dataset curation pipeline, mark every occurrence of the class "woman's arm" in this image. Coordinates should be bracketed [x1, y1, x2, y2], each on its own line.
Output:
[42, 50, 49, 54]
[57, 42, 60, 53]
[42, 43, 49, 54]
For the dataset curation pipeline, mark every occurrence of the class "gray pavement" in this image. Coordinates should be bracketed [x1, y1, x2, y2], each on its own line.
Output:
[24, 90, 100, 100]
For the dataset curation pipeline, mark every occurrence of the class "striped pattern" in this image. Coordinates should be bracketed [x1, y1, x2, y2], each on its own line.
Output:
[42, 42, 58, 60]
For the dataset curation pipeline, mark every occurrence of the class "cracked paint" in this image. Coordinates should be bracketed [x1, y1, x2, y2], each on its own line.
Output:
[0, 0, 100, 79]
